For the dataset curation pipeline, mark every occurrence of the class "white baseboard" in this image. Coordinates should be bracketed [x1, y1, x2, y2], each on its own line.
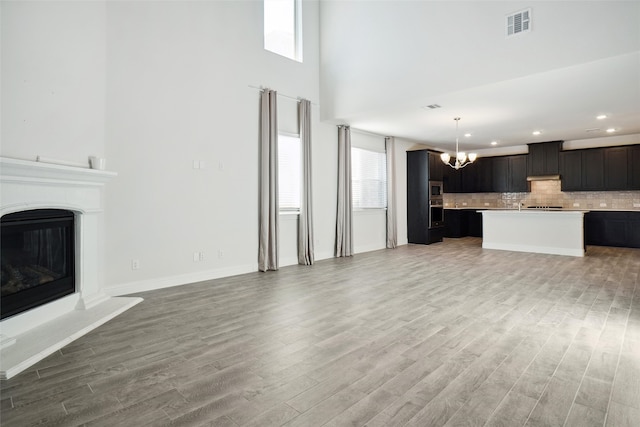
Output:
[104, 263, 258, 296]
[104, 248, 388, 297]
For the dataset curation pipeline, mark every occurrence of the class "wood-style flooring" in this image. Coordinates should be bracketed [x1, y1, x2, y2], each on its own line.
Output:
[1, 237, 639, 426]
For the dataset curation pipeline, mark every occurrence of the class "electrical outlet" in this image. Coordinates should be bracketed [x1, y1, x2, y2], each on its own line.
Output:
[634, 203, 640, 208]
[192, 160, 200, 169]
[199, 252, 205, 261]
[573, 203, 580, 207]
[484, 202, 490, 206]
[599, 203, 607, 207]
[131, 259, 140, 270]
[462, 202, 468, 206]
[193, 252, 199, 262]
[218, 161, 224, 171]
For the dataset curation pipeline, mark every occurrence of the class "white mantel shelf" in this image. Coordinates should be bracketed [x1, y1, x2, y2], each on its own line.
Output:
[0, 157, 117, 183]
[480, 209, 588, 257]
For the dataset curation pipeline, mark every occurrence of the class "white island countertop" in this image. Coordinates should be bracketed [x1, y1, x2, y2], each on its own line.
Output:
[479, 209, 589, 257]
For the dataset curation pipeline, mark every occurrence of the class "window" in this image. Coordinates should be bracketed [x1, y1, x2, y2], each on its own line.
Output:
[264, 0, 302, 61]
[278, 134, 301, 211]
[352, 147, 387, 209]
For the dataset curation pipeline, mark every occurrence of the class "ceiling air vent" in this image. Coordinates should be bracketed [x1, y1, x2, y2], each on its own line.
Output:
[422, 104, 441, 110]
[506, 9, 531, 36]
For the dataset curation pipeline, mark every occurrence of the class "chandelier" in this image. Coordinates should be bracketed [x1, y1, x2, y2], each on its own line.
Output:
[440, 117, 477, 169]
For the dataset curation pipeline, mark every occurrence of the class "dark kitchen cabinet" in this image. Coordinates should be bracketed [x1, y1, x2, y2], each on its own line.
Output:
[630, 212, 640, 247]
[492, 157, 509, 192]
[443, 209, 482, 238]
[585, 211, 640, 248]
[630, 145, 640, 190]
[429, 152, 444, 181]
[492, 155, 528, 193]
[467, 210, 483, 237]
[509, 155, 529, 192]
[407, 150, 443, 245]
[560, 150, 583, 191]
[527, 141, 561, 176]
[461, 161, 480, 193]
[561, 145, 639, 191]
[604, 146, 629, 190]
[444, 209, 465, 238]
[581, 149, 605, 191]
[443, 163, 462, 193]
[476, 157, 493, 193]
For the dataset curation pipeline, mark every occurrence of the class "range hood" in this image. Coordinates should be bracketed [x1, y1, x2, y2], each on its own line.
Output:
[526, 174, 561, 181]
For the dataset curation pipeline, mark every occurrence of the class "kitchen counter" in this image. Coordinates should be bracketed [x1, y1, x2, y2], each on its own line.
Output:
[480, 209, 588, 257]
[445, 206, 639, 212]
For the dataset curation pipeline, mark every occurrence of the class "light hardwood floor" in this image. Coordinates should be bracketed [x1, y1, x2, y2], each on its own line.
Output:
[1, 237, 639, 426]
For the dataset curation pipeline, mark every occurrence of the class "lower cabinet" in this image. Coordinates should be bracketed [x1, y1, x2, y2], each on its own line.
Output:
[444, 209, 483, 238]
[584, 211, 640, 248]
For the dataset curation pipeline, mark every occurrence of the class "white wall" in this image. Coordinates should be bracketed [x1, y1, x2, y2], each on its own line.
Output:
[103, 0, 338, 293]
[1, 1, 106, 163]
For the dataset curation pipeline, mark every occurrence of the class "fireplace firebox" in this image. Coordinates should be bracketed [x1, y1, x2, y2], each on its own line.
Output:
[1, 209, 76, 320]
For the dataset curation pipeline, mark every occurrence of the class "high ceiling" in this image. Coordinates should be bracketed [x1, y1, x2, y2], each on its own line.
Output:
[348, 52, 640, 151]
[319, 1, 640, 153]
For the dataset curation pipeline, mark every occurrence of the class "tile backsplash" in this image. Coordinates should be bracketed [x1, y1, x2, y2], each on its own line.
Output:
[444, 180, 640, 210]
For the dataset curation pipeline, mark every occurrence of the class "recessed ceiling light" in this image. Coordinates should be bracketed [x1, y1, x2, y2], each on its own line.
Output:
[464, 133, 471, 137]
[532, 131, 541, 136]
[596, 114, 607, 120]
[491, 141, 498, 146]
[606, 128, 616, 133]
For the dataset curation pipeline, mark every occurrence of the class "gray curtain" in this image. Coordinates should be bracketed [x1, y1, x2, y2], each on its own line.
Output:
[259, 89, 279, 271]
[385, 137, 398, 248]
[336, 125, 353, 257]
[298, 99, 314, 265]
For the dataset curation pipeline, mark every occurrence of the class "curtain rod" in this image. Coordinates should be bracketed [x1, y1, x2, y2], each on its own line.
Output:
[248, 85, 318, 106]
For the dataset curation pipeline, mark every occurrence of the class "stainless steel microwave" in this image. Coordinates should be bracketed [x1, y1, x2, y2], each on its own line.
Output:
[429, 180, 443, 198]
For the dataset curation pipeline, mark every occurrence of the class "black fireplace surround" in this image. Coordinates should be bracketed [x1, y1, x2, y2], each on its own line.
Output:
[1, 209, 76, 320]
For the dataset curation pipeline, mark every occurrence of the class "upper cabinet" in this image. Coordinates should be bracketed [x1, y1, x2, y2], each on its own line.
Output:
[582, 149, 605, 191]
[604, 147, 628, 190]
[630, 145, 640, 190]
[527, 141, 562, 176]
[428, 151, 444, 181]
[492, 155, 528, 192]
[443, 155, 527, 193]
[560, 144, 640, 191]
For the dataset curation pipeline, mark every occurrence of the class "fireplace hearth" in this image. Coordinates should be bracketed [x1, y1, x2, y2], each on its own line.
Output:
[1, 209, 76, 320]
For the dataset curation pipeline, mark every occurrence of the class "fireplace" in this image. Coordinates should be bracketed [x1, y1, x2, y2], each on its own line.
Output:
[0, 157, 142, 379]
[1, 209, 76, 320]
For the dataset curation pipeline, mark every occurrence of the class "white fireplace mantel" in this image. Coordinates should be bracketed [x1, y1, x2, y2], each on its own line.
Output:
[0, 157, 142, 379]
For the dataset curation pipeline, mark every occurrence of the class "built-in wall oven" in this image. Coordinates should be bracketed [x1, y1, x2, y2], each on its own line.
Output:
[428, 180, 444, 228]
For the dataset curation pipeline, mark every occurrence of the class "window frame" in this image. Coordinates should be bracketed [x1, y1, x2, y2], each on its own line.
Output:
[264, 0, 303, 62]
[351, 146, 388, 210]
[278, 132, 302, 213]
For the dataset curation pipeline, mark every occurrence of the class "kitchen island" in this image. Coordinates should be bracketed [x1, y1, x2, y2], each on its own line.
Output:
[480, 209, 588, 257]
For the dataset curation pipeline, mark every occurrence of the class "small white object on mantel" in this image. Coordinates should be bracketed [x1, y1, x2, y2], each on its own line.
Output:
[480, 209, 589, 257]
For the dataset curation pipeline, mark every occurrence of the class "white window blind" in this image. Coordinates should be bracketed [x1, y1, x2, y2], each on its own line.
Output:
[264, 0, 302, 62]
[278, 134, 301, 211]
[352, 147, 387, 209]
